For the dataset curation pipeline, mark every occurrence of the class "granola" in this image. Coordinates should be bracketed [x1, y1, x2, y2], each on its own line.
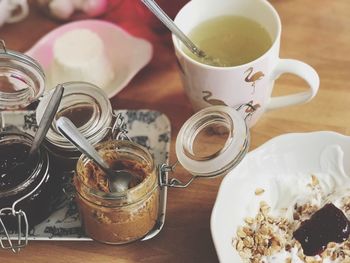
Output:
[233, 176, 350, 263]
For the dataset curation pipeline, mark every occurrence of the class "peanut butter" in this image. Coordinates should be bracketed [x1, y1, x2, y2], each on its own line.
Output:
[74, 140, 159, 244]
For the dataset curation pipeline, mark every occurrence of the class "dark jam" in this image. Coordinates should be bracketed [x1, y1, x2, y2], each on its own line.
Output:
[0, 143, 36, 191]
[56, 104, 94, 128]
[293, 203, 350, 256]
[0, 139, 56, 230]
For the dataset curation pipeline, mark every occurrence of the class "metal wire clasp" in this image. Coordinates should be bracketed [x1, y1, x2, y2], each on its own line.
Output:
[0, 40, 7, 53]
[0, 208, 28, 253]
[158, 161, 196, 188]
[111, 113, 131, 141]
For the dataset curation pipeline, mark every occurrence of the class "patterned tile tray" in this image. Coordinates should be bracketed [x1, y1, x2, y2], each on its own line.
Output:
[0, 109, 171, 241]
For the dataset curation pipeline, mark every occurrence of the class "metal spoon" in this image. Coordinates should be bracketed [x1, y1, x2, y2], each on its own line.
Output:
[141, 0, 221, 66]
[29, 84, 65, 155]
[56, 116, 132, 193]
[0, 84, 64, 178]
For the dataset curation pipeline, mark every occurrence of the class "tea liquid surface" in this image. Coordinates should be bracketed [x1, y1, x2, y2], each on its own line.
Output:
[184, 15, 272, 67]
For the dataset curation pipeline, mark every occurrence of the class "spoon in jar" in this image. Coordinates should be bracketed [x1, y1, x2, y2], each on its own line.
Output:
[29, 84, 65, 156]
[0, 84, 64, 179]
[140, 0, 221, 66]
[56, 117, 132, 193]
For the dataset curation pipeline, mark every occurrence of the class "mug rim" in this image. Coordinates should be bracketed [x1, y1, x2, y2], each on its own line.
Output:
[172, 0, 282, 70]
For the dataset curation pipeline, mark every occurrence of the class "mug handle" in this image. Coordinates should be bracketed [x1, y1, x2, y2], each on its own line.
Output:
[267, 59, 319, 110]
[6, 0, 29, 23]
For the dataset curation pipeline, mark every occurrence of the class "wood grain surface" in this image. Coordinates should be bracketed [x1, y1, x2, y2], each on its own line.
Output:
[0, 0, 349, 262]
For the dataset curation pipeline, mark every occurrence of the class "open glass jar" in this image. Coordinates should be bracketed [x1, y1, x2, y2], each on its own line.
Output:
[0, 40, 45, 110]
[72, 104, 254, 244]
[75, 140, 159, 244]
[36, 82, 115, 173]
[0, 132, 57, 252]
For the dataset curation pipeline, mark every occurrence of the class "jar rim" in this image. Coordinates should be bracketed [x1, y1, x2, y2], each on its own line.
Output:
[0, 49, 45, 109]
[37, 81, 113, 149]
[175, 105, 250, 177]
[75, 140, 158, 206]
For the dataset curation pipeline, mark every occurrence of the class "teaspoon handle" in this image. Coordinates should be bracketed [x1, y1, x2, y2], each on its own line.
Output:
[56, 117, 111, 173]
[29, 84, 64, 156]
[141, 0, 205, 57]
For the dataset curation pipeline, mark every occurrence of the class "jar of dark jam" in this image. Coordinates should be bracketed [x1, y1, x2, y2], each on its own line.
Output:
[0, 132, 56, 237]
[0, 40, 45, 110]
[36, 82, 114, 173]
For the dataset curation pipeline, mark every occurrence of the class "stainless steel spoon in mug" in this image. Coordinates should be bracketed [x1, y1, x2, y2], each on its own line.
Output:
[140, 0, 221, 66]
[56, 116, 132, 193]
[0, 84, 64, 178]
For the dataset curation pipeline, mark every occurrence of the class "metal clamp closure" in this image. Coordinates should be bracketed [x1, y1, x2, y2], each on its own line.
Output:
[158, 162, 196, 189]
[0, 40, 7, 53]
[0, 208, 28, 253]
[111, 113, 131, 141]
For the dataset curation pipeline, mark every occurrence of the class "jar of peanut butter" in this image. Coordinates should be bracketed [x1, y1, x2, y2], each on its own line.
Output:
[75, 140, 159, 244]
[36, 82, 115, 173]
[0, 40, 45, 110]
[72, 104, 254, 244]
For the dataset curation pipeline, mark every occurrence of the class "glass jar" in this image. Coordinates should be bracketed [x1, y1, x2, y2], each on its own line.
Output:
[36, 82, 114, 173]
[75, 140, 159, 244]
[0, 132, 57, 251]
[0, 40, 45, 110]
[73, 104, 254, 244]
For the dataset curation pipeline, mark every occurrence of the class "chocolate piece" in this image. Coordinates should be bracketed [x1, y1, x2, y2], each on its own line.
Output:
[293, 203, 350, 256]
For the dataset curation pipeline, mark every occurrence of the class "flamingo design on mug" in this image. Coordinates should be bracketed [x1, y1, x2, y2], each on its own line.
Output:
[244, 67, 264, 94]
[245, 100, 261, 113]
[202, 91, 228, 106]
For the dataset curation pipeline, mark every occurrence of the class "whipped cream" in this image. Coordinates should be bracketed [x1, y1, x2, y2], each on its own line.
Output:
[48, 29, 114, 90]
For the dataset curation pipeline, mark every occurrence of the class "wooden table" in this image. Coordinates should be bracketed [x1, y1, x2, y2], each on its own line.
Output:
[0, 0, 349, 262]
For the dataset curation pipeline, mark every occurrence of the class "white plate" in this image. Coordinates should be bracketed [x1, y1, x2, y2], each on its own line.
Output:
[211, 131, 350, 262]
[26, 19, 153, 98]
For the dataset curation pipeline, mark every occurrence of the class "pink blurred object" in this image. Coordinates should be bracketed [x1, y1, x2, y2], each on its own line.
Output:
[106, 0, 189, 26]
[26, 19, 152, 98]
[101, 0, 189, 68]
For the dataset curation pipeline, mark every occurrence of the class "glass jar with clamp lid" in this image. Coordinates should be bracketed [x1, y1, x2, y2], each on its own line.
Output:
[71, 103, 255, 244]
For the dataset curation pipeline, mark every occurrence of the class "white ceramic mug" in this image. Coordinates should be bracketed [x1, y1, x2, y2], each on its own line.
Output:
[0, 0, 29, 27]
[172, 0, 319, 127]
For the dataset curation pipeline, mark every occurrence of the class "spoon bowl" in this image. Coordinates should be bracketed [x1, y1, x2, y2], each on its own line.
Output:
[56, 116, 132, 193]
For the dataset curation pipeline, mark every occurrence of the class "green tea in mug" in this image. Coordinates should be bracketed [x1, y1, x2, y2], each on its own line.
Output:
[184, 15, 272, 67]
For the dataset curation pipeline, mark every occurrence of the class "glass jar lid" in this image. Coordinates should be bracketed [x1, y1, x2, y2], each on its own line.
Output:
[0, 40, 45, 110]
[175, 105, 250, 178]
[36, 82, 113, 149]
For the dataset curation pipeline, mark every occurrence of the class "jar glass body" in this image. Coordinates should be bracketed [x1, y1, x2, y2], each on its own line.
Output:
[74, 140, 159, 244]
[37, 82, 114, 173]
[0, 49, 45, 110]
[0, 132, 57, 229]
